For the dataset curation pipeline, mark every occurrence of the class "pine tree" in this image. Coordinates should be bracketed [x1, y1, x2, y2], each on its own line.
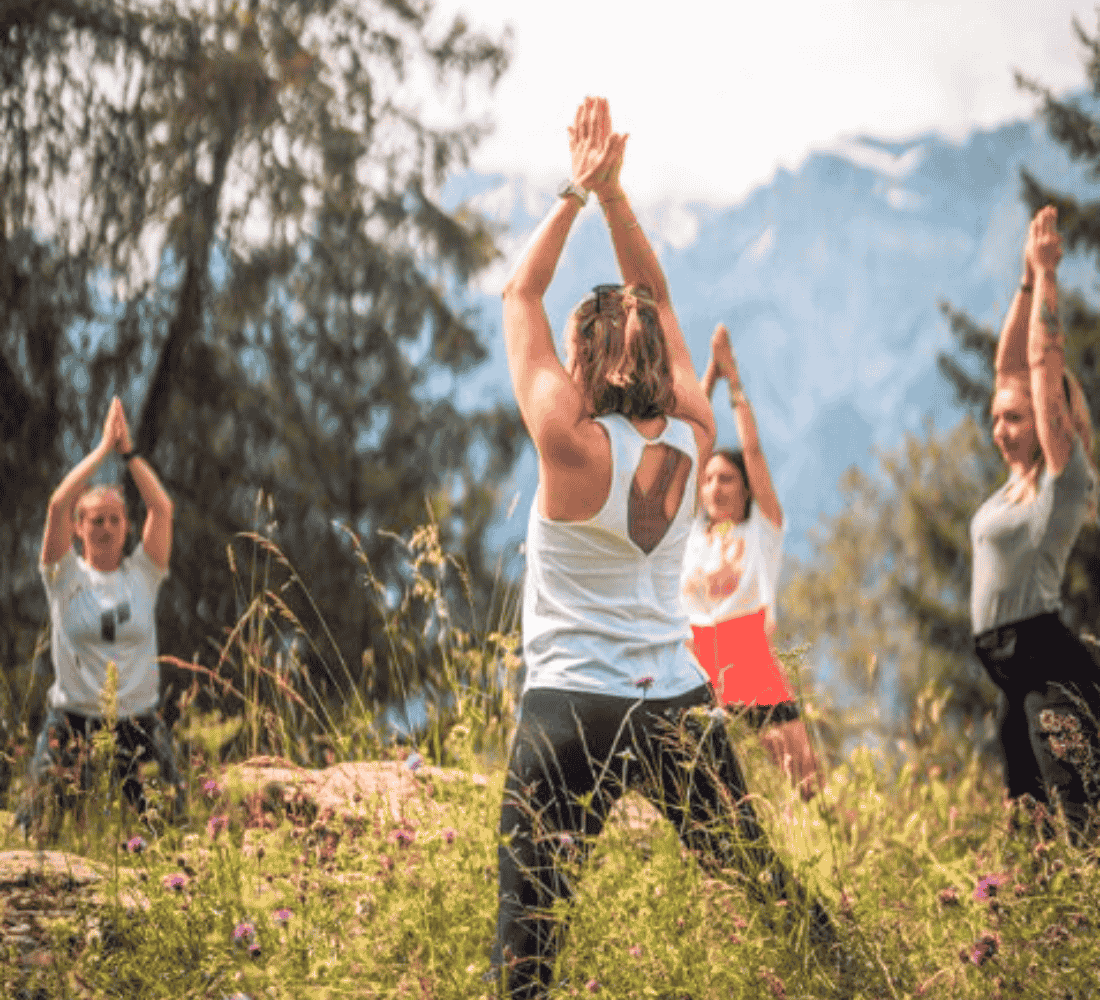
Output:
[0, 0, 522, 728]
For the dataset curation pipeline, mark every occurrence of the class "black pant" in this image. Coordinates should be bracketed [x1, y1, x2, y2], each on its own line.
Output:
[27, 707, 183, 819]
[492, 684, 832, 998]
[975, 613, 1100, 831]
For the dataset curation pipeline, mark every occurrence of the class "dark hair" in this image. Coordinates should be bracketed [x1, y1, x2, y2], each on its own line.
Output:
[705, 448, 752, 523]
[569, 284, 676, 420]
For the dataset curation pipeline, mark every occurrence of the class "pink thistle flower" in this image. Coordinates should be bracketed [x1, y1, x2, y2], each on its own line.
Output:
[389, 827, 416, 847]
[405, 751, 424, 773]
[634, 676, 655, 691]
[162, 872, 187, 892]
[629, 944, 642, 958]
[126, 836, 146, 854]
[272, 908, 292, 924]
[973, 873, 1009, 903]
[586, 979, 600, 993]
[967, 930, 1000, 966]
[203, 778, 222, 798]
[233, 921, 256, 943]
[207, 814, 229, 840]
[441, 827, 457, 845]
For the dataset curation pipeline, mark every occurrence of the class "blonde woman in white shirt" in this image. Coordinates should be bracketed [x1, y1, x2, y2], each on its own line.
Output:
[682, 323, 823, 799]
[22, 395, 181, 832]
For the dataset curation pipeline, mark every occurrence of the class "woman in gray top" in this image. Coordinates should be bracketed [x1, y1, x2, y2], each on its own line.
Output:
[971, 206, 1100, 833]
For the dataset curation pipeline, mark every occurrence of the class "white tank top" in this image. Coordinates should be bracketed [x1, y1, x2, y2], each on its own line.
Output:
[522, 413, 708, 699]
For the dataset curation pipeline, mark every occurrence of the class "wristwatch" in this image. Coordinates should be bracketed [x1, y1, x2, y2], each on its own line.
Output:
[558, 180, 589, 206]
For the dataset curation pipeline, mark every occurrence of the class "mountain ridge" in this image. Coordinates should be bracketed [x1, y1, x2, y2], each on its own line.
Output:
[445, 103, 1100, 563]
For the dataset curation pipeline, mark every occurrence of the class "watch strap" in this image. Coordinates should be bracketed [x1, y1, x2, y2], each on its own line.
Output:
[558, 180, 589, 206]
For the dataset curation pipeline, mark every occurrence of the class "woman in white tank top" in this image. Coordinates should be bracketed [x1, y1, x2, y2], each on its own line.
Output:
[492, 97, 840, 998]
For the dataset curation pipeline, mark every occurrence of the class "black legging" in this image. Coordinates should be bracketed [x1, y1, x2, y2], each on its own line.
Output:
[975, 612, 1100, 831]
[492, 684, 832, 998]
[27, 707, 183, 819]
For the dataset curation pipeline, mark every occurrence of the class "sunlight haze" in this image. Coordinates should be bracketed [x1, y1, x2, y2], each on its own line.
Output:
[436, 0, 1099, 205]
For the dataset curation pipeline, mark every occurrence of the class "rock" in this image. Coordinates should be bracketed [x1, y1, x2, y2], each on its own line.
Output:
[0, 850, 110, 888]
[224, 758, 489, 823]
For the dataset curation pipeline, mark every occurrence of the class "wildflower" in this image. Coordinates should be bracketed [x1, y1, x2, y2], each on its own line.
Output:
[973, 873, 1008, 902]
[248, 941, 261, 957]
[629, 944, 642, 958]
[272, 908, 292, 924]
[559, 833, 575, 848]
[963, 930, 1000, 966]
[405, 751, 425, 773]
[441, 827, 457, 845]
[207, 814, 229, 840]
[203, 778, 222, 798]
[938, 885, 959, 905]
[759, 968, 787, 999]
[390, 827, 416, 847]
[233, 921, 256, 943]
[162, 873, 187, 892]
[1043, 923, 1071, 945]
[126, 836, 146, 854]
[634, 676, 655, 692]
[585, 979, 600, 993]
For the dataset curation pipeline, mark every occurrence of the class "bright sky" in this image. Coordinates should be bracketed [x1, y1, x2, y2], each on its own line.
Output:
[435, 0, 1099, 205]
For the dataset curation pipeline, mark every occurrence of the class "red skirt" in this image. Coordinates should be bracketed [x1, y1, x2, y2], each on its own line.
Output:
[690, 608, 794, 708]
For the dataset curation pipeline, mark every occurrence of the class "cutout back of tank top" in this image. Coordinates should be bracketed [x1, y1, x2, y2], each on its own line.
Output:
[628, 442, 690, 554]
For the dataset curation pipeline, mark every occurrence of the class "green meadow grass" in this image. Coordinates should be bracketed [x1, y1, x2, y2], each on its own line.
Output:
[2, 525, 1098, 999]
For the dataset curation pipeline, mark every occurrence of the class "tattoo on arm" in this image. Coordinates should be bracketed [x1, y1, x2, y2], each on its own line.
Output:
[1040, 301, 1061, 334]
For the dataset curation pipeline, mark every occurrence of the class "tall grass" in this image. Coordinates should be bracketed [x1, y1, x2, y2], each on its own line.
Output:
[1, 519, 1098, 999]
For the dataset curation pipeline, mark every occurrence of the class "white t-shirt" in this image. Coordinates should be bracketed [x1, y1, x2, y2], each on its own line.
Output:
[40, 544, 167, 718]
[680, 506, 785, 630]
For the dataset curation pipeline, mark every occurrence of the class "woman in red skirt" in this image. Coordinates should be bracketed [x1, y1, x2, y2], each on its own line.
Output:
[681, 323, 824, 798]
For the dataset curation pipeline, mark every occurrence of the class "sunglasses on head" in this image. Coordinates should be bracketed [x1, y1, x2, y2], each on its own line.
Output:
[582, 283, 624, 314]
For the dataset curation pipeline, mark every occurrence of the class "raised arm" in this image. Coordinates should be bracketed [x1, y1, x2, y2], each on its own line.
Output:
[711, 324, 783, 528]
[994, 225, 1036, 381]
[1026, 206, 1074, 476]
[115, 400, 173, 571]
[41, 400, 125, 565]
[586, 100, 714, 451]
[500, 100, 620, 459]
